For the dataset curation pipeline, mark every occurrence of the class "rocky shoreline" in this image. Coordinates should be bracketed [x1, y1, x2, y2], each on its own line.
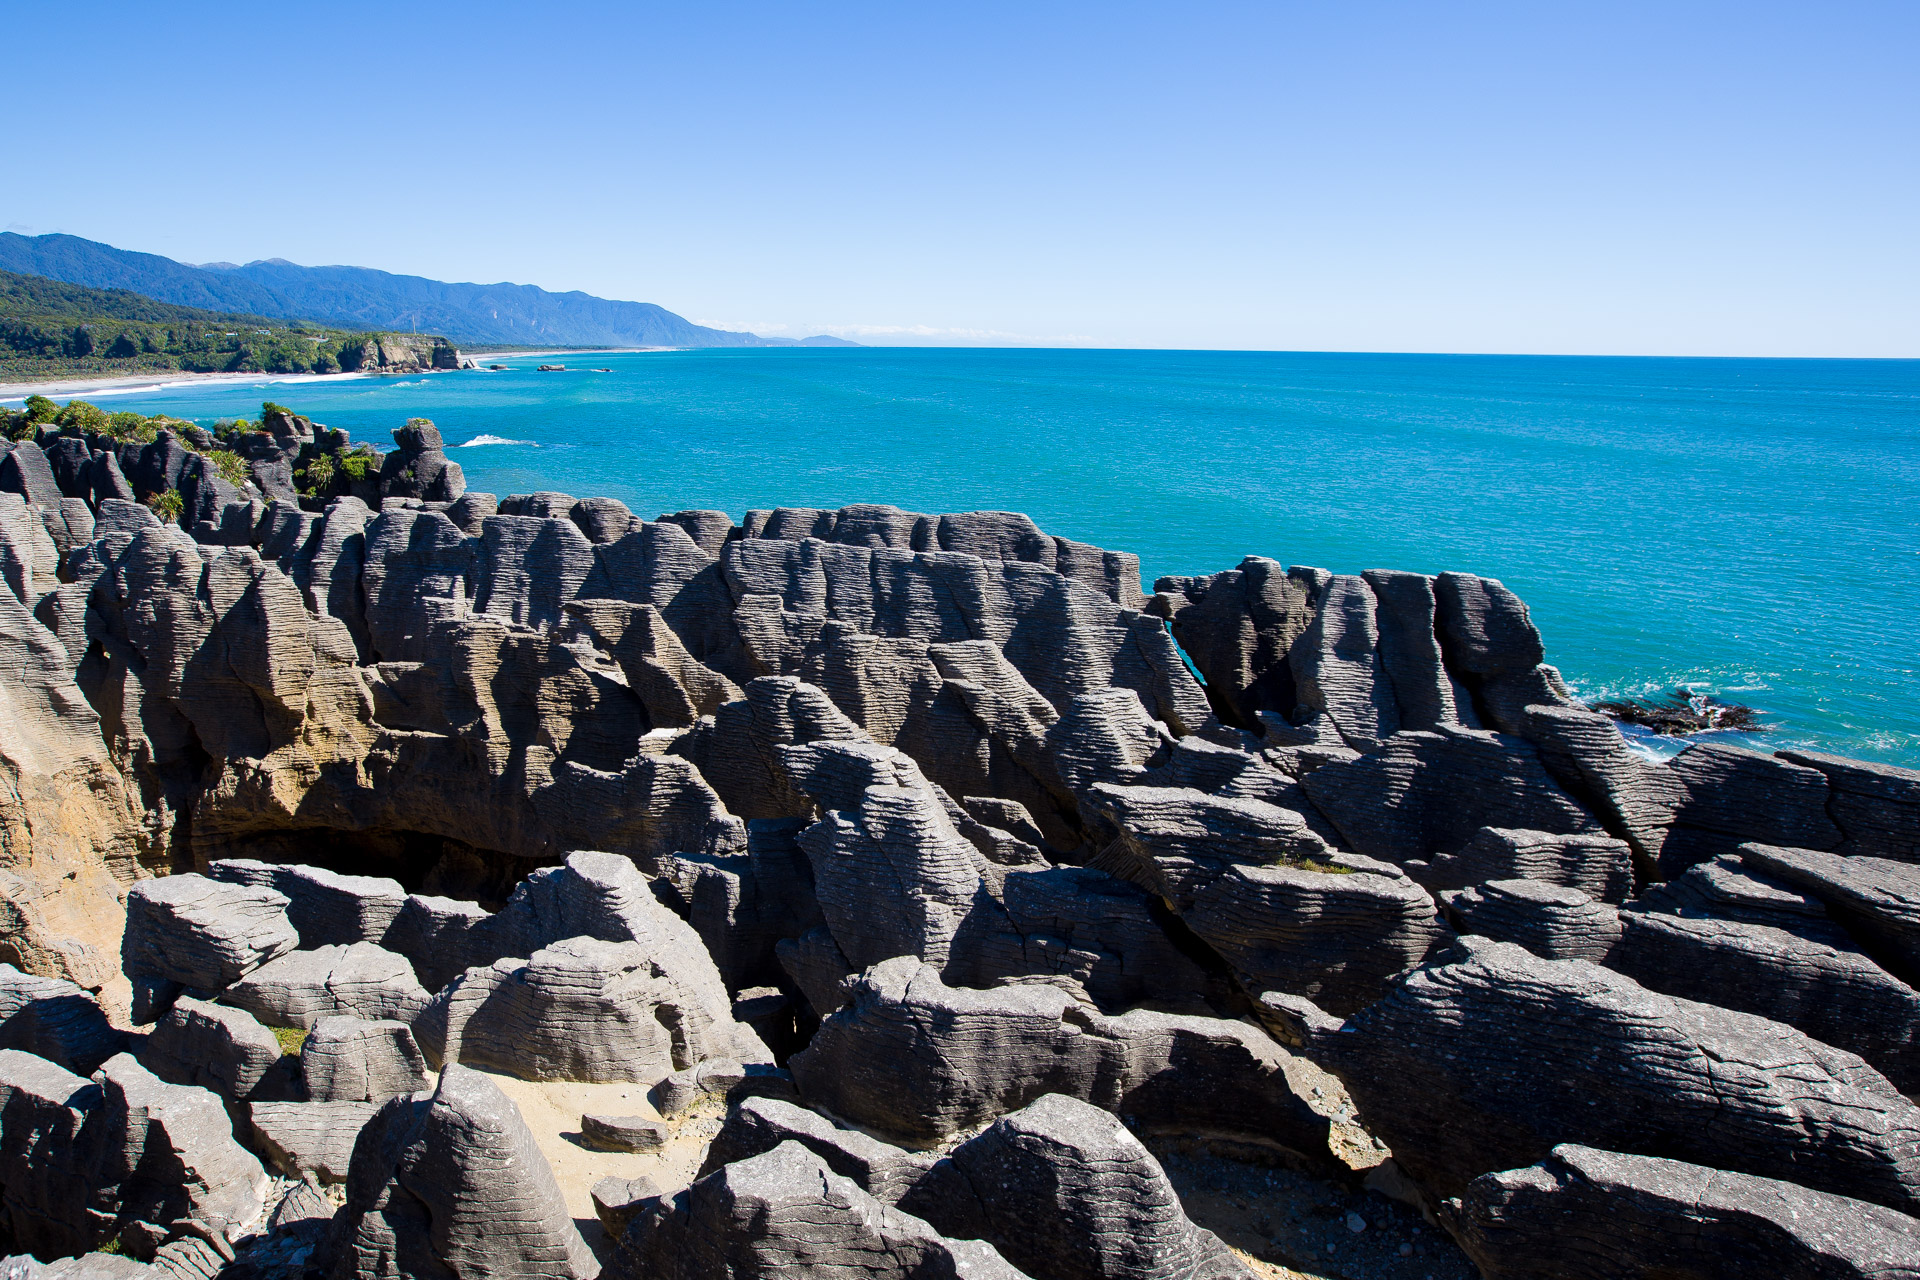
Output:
[0, 409, 1916, 1277]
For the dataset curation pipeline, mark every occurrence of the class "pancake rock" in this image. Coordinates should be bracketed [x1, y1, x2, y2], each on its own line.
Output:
[220, 943, 428, 1030]
[789, 956, 1332, 1160]
[897, 1093, 1252, 1280]
[135, 997, 280, 1101]
[298, 1016, 429, 1103]
[331, 1065, 597, 1280]
[247, 1100, 379, 1184]
[1268, 938, 1920, 1212]
[607, 1141, 1029, 1280]
[1442, 1144, 1920, 1280]
[0, 965, 124, 1076]
[119, 877, 298, 1020]
[418, 935, 764, 1082]
[700, 1096, 937, 1206]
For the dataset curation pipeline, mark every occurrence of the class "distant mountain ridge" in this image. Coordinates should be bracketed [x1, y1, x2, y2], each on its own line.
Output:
[0, 233, 857, 349]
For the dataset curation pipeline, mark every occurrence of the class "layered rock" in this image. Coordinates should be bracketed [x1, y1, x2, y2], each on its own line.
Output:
[1443, 1144, 1920, 1280]
[607, 1141, 1028, 1280]
[331, 1064, 596, 1279]
[789, 957, 1331, 1160]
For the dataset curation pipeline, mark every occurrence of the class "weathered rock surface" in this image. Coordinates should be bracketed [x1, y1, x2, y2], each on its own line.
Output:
[246, 1100, 378, 1183]
[790, 957, 1332, 1159]
[299, 1016, 428, 1103]
[136, 997, 280, 1100]
[1441, 879, 1624, 962]
[1741, 843, 1920, 982]
[1275, 938, 1920, 1212]
[607, 1141, 1028, 1280]
[221, 944, 428, 1030]
[898, 1092, 1252, 1280]
[421, 935, 761, 1083]
[331, 1064, 596, 1279]
[0, 1049, 101, 1257]
[701, 1096, 936, 1205]
[206, 860, 406, 950]
[1421, 826, 1633, 902]
[89, 1052, 270, 1242]
[0, 965, 124, 1075]
[121, 877, 298, 1018]
[1779, 749, 1920, 863]
[1443, 1143, 1920, 1280]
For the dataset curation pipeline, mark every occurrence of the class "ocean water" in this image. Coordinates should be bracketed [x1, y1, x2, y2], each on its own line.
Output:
[18, 348, 1918, 768]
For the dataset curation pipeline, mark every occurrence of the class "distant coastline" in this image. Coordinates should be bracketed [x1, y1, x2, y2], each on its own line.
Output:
[0, 366, 460, 403]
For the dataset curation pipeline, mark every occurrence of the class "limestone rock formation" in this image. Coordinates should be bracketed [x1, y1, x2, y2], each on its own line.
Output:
[221, 944, 428, 1030]
[121, 878, 298, 1021]
[0, 965, 124, 1075]
[247, 1100, 377, 1183]
[136, 997, 280, 1100]
[1443, 1144, 1920, 1280]
[790, 957, 1332, 1160]
[898, 1092, 1251, 1280]
[1275, 938, 1920, 1213]
[701, 1096, 936, 1205]
[331, 1065, 597, 1280]
[299, 1016, 429, 1103]
[607, 1141, 1028, 1280]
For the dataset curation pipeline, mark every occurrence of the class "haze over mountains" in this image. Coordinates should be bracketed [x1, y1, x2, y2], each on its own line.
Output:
[0, 232, 855, 349]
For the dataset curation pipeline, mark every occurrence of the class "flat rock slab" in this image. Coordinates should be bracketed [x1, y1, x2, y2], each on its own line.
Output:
[221, 943, 428, 1030]
[121, 875, 297, 998]
[581, 1113, 667, 1153]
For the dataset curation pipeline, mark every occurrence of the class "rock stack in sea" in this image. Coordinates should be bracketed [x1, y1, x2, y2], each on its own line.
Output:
[0, 412, 1916, 1277]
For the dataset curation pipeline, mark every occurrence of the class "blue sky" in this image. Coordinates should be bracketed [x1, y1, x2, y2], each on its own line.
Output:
[3, 1, 1915, 355]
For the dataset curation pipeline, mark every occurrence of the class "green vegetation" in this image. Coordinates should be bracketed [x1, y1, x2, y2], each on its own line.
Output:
[271, 1024, 308, 1057]
[144, 488, 183, 523]
[0, 269, 455, 380]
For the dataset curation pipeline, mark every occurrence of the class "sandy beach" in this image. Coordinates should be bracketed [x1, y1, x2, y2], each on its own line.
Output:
[0, 367, 389, 404]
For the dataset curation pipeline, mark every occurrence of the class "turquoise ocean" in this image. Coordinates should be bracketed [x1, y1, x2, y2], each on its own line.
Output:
[13, 348, 1917, 768]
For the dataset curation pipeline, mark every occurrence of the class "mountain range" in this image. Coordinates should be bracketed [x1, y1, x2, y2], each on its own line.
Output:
[0, 233, 856, 349]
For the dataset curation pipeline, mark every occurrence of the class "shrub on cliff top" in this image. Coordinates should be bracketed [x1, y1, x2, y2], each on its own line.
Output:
[22, 395, 58, 423]
[105, 411, 158, 443]
[54, 399, 109, 433]
[208, 449, 249, 488]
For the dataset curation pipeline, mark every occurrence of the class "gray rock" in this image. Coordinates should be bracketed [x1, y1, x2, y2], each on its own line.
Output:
[89, 1052, 270, 1241]
[898, 1092, 1251, 1280]
[120, 876, 299, 1014]
[1300, 726, 1601, 867]
[1422, 827, 1634, 903]
[331, 1064, 595, 1279]
[581, 1114, 667, 1153]
[1634, 851, 1842, 937]
[246, 1100, 378, 1183]
[381, 893, 490, 993]
[606, 1140, 1029, 1280]
[1610, 906, 1920, 1095]
[1779, 749, 1920, 863]
[0, 443, 63, 511]
[376, 419, 464, 504]
[591, 1174, 661, 1242]
[0, 963, 125, 1075]
[206, 861, 406, 950]
[0, 1049, 103, 1257]
[137, 998, 281, 1100]
[1291, 573, 1400, 751]
[1443, 1143, 1920, 1280]
[1441, 880, 1624, 962]
[300, 1017, 429, 1103]
[1741, 844, 1920, 982]
[1184, 856, 1447, 1017]
[1158, 557, 1323, 729]
[790, 957, 1333, 1160]
[1278, 938, 1920, 1212]
[701, 1096, 937, 1205]
[221, 944, 428, 1030]
[1432, 572, 1576, 734]
[420, 935, 762, 1082]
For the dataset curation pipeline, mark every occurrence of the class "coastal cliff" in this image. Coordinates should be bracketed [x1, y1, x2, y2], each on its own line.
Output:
[0, 407, 1917, 1277]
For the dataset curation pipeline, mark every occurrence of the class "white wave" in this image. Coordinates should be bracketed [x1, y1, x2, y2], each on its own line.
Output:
[459, 434, 534, 447]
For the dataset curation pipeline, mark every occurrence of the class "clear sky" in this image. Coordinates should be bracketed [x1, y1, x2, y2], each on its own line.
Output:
[3, 1, 1915, 355]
